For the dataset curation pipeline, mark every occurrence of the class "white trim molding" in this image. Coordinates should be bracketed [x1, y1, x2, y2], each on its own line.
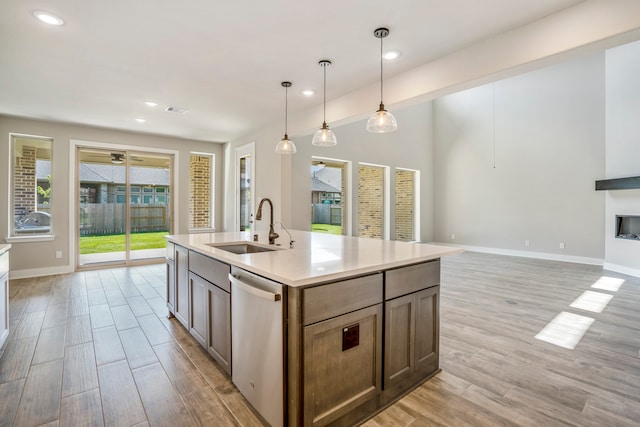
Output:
[432, 242, 604, 267]
[603, 262, 640, 278]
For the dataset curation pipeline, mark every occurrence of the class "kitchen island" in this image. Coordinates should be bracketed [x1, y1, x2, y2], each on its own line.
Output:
[165, 231, 462, 426]
[0, 244, 10, 351]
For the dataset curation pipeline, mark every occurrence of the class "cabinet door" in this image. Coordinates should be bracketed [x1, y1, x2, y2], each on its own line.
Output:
[166, 259, 176, 314]
[303, 304, 382, 426]
[0, 273, 8, 350]
[414, 286, 439, 375]
[384, 293, 415, 387]
[175, 245, 189, 327]
[207, 282, 231, 375]
[188, 273, 207, 347]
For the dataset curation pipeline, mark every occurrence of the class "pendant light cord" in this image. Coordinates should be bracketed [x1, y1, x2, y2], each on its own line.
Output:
[284, 84, 288, 135]
[323, 64, 327, 122]
[379, 35, 384, 105]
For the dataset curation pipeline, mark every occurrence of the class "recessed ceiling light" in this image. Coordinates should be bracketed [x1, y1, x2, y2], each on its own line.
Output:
[144, 101, 158, 107]
[383, 50, 401, 60]
[302, 90, 315, 97]
[32, 11, 64, 26]
[135, 118, 146, 123]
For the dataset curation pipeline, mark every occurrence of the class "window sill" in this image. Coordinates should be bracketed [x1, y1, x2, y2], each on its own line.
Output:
[5, 234, 55, 243]
[188, 228, 216, 234]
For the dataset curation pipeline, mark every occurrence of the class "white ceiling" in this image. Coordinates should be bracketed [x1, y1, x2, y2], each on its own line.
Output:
[1, 0, 632, 143]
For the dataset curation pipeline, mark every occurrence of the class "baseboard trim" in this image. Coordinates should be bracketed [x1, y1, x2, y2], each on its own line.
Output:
[602, 262, 640, 278]
[431, 243, 604, 266]
[10, 264, 74, 279]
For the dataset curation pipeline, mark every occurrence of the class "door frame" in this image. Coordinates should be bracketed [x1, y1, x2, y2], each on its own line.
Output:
[70, 140, 179, 270]
[311, 156, 352, 236]
[235, 142, 255, 233]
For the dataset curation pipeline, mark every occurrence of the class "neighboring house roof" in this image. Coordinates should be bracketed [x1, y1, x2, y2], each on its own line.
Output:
[37, 160, 170, 186]
[311, 176, 340, 193]
[314, 166, 342, 189]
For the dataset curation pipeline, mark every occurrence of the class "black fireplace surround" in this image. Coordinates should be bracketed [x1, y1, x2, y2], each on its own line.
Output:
[616, 215, 640, 241]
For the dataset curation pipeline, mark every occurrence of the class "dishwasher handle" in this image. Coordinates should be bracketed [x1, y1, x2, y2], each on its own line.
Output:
[229, 274, 281, 302]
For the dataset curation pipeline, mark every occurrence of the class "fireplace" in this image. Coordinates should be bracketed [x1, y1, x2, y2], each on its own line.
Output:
[616, 215, 640, 240]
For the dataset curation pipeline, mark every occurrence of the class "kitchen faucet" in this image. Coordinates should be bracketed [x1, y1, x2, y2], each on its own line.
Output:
[256, 198, 279, 244]
[275, 221, 295, 248]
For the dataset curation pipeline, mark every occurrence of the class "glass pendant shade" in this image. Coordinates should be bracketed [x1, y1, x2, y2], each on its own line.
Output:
[366, 103, 397, 133]
[367, 28, 397, 133]
[276, 81, 296, 154]
[312, 122, 337, 146]
[275, 134, 297, 154]
[312, 60, 337, 147]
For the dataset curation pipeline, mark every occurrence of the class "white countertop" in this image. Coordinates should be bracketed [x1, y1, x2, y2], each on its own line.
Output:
[0, 244, 10, 256]
[166, 231, 463, 287]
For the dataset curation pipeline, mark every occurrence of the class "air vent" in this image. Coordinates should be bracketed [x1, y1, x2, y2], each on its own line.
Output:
[165, 106, 189, 114]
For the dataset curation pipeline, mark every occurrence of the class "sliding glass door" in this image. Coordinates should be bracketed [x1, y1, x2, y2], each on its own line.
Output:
[77, 148, 173, 267]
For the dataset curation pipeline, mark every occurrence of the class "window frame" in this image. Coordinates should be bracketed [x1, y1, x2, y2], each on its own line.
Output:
[6, 133, 55, 243]
[188, 151, 216, 232]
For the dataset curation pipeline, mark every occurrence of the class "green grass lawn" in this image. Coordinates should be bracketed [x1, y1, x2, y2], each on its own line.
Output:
[311, 224, 342, 235]
[80, 231, 168, 254]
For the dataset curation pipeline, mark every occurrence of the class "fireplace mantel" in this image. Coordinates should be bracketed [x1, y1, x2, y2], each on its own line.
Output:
[595, 176, 640, 191]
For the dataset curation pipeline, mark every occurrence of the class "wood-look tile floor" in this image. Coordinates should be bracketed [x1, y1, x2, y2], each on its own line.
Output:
[0, 252, 638, 426]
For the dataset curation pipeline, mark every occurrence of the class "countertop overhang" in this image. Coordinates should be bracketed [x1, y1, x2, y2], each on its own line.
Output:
[165, 231, 463, 287]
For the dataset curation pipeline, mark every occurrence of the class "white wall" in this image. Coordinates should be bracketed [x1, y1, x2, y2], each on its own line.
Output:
[0, 116, 224, 276]
[289, 102, 434, 242]
[433, 53, 605, 262]
[604, 40, 640, 276]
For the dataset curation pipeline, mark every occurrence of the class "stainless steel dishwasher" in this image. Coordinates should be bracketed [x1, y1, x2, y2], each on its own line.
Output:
[229, 266, 284, 427]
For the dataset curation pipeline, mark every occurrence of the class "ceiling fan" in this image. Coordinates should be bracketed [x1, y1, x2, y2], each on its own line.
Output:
[82, 151, 143, 164]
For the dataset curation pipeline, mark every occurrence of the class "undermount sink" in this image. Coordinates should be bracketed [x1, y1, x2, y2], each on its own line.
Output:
[205, 242, 278, 254]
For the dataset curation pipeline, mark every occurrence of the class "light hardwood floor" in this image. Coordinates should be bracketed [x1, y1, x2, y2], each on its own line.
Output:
[0, 252, 638, 426]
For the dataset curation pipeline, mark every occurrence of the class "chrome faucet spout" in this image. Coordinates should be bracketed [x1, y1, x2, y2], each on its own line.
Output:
[256, 198, 279, 244]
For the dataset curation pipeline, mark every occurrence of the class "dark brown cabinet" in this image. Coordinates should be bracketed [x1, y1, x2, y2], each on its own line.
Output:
[174, 245, 189, 328]
[166, 245, 176, 315]
[384, 286, 439, 388]
[383, 260, 440, 398]
[301, 273, 383, 427]
[188, 272, 208, 347]
[187, 251, 231, 375]
[206, 281, 231, 374]
[0, 249, 9, 350]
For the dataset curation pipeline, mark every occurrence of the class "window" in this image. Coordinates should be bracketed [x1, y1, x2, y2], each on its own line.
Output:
[394, 168, 420, 242]
[10, 134, 53, 238]
[358, 163, 390, 239]
[189, 152, 215, 230]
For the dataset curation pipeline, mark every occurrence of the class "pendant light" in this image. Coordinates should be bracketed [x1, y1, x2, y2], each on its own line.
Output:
[275, 81, 297, 154]
[366, 27, 398, 133]
[312, 60, 337, 146]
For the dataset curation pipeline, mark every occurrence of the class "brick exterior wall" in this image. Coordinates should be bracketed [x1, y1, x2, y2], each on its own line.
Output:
[189, 154, 211, 229]
[395, 169, 415, 241]
[358, 165, 384, 239]
[13, 145, 37, 215]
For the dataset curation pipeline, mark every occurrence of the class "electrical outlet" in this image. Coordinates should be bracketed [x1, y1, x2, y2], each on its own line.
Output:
[559, 242, 565, 250]
[55, 251, 62, 259]
[451, 233, 455, 240]
[525, 240, 530, 247]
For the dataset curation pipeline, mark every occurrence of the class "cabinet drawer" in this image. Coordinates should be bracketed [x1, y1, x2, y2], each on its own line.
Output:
[303, 273, 382, 326]
[188, 251, 230, 292]
[0, 252, 8, 277]
[385, 260, 439, 300]
[165, 242, 175, 260]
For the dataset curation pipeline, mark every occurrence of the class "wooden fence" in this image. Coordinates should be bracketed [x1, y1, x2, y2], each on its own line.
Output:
[80, 204, 169, 235]
[312, 204, 342, 225]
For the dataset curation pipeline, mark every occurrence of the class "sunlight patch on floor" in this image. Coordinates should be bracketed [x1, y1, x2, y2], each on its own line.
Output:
[569, 290, 613, 313]
[591, 276, 625, 292]
[535, 311, 594, 349]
